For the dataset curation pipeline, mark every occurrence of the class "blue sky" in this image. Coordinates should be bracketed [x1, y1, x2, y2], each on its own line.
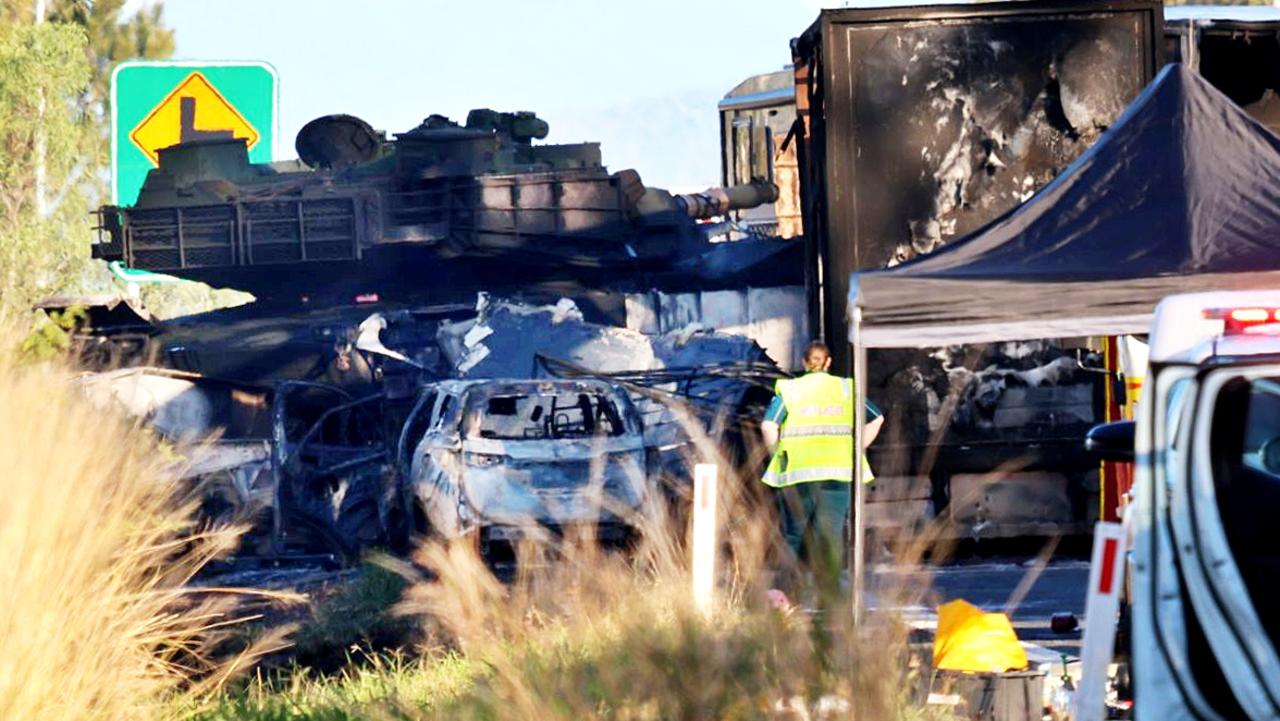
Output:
[155, 0, 833, 190]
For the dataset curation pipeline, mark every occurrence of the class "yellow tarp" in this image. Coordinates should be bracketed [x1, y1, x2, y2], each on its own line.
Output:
[932, 599, 1028, 673]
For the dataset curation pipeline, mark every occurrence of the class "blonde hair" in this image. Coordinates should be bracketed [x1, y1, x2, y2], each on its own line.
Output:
[803, 340, 831, 372]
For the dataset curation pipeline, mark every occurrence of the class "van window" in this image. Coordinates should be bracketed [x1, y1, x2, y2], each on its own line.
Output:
[466, 391, 625, 440]
[1161, 378, 1193, 485]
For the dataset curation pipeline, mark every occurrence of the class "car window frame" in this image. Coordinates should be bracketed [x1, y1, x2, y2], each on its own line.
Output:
[419, 389, 440, 429]
[466, 388, 630, 441]
[433, 393, 460, 434]
[397, 387, 439, 470]
[1238, 378, 1280, 477]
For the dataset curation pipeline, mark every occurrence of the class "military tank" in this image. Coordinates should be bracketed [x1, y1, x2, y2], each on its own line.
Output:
[93, 110, 777, 303]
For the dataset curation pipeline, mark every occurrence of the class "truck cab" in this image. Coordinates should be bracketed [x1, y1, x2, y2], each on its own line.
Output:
[1097, 291, 1280, 719]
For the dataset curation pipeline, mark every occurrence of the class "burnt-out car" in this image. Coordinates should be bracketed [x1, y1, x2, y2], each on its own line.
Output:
[78, 369, 406, 560]
[399, 379, 650, 548]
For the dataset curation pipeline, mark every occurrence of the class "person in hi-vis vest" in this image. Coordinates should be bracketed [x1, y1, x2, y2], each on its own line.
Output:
[761, 341, 883, 596]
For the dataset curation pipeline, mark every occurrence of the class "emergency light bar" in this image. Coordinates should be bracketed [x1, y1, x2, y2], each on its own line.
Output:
[1152, 292, 1280, 364]
[1203, 307, 1280, 334]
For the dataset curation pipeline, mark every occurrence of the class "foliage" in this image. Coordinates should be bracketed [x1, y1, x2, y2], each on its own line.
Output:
[191, 651, 479, 721]
[189, 483, 951, 720]
[52, 0, 176, 121]
[0, 21, 88, 222]
[18, 305, 86, 362]
[193, 569, 948, 721]
[0, 1, 175, 324]
[0, 21, 93, 321]
[1, 0, 176, 145]
[140, 281, 255, 320]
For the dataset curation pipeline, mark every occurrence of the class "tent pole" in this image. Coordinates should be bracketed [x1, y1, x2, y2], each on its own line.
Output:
[851, 304, 867, 627]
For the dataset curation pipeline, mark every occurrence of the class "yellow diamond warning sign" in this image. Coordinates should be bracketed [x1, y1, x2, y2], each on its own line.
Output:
[128, 71, 260, 165]
[113, 62, 277, 204]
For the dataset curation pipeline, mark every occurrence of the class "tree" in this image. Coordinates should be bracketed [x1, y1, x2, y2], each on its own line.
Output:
[0, 22, 92, 319]
[0, 0, 174, 129]
[0, 1, 174, 323]
[23, 0, 177, 203]
[50, 0, 175, 162]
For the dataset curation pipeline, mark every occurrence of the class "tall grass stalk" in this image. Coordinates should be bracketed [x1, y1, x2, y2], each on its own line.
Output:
[0, 346, 277, 720]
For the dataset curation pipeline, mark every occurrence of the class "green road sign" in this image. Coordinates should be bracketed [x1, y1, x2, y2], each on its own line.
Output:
[111, 61, 278, 206]
[107, 261, 180, 285]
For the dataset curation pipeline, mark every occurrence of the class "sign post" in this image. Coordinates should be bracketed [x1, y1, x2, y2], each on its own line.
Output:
[111, 61, 278, 207]
[1075, 521, 1127, 721]
[691, 463, 719, 615]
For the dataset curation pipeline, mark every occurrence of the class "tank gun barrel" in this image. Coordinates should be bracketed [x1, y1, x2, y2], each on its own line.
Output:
[675, 179, 779, 219]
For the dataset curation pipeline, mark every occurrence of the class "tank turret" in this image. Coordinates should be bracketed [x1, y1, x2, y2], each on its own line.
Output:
[92, 110, 780, 303]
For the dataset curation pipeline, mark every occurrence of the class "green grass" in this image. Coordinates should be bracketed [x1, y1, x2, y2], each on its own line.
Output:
[189, 651, 479, 721]
[290, 562, 417, 669]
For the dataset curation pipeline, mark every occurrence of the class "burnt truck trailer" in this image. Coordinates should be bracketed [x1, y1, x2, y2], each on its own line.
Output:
[786, 1, 1164, 537]
[1165, 6, 1280, 136]
[725, 6, 1280, 211]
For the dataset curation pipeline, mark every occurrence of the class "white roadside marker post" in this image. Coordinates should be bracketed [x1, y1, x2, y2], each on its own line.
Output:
[691, 463, 719, 616]
[1075, 521, 1127, 721]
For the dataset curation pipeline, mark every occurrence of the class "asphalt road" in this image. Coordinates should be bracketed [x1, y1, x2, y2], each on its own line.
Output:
[202, 552, 1095, 655]
[873, 559, 1091, 654]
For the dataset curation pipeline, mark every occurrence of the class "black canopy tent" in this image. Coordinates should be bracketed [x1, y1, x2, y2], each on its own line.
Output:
[845, 64, 1280, 619]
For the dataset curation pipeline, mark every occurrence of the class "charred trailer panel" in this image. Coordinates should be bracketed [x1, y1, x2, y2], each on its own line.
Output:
[790, 1, 1162, 529]
[1165, 7, 1280, 137]
[793, 0, 1163, 354]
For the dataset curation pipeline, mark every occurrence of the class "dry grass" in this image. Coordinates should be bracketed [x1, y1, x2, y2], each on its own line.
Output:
[202, 426, 955, 720]
[201, 544, 945, 720]
[0, 340, 282, 721]
[384, 468, 944, 721]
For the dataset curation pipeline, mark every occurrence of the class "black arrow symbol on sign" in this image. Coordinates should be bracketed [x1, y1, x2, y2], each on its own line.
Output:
[179, 96, 234, 143]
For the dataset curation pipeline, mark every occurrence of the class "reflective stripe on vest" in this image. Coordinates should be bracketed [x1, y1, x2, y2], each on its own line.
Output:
[780, 425, 853, 438]
[762, 372, 874, 487]
[762, 466, 854, 486]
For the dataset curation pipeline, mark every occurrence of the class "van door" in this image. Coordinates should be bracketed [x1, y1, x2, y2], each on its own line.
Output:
[1133, 365, 1227, 721]
[1171, 365, 1280, 719]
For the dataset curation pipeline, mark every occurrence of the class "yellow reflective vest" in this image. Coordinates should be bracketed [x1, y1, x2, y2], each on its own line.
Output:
[762, 372, 874, 487]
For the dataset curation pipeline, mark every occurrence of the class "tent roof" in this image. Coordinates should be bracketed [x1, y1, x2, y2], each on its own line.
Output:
[851, 64, 1280, 348]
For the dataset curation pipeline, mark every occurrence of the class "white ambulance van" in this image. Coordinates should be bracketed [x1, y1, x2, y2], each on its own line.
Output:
[1088, 291, 1280, 720]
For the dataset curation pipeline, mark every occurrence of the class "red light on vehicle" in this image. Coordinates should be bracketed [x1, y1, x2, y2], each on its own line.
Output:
[355, 293, 379, 304]
[1229, 308, 1271, 323]
[1217, 307, 1280, 334]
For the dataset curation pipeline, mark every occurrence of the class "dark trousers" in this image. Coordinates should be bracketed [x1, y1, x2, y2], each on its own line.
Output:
[777, 481, 851, 599]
